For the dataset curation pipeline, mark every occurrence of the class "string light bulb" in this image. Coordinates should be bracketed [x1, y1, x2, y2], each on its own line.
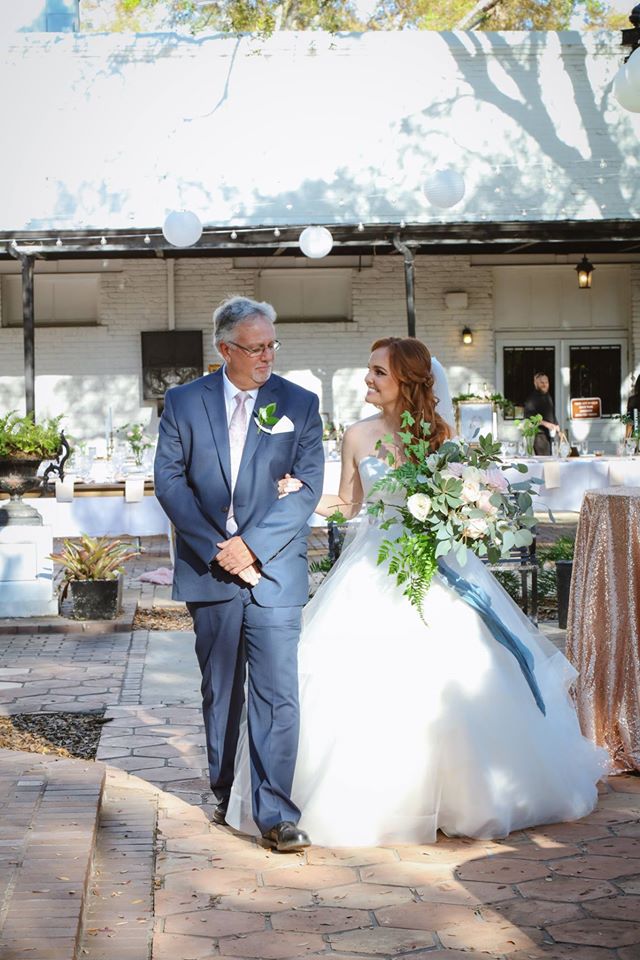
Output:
[144, 234, 151, 244]
[230, 230, 238, 240]
[100, 236, 107, 246]
[273, 228, 281, 238]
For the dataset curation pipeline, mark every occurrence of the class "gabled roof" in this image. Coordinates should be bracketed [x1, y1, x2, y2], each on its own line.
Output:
[1, 28, 639, 252]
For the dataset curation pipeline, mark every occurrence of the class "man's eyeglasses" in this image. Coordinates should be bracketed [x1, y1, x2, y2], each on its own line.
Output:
[227, 340, 281, 359]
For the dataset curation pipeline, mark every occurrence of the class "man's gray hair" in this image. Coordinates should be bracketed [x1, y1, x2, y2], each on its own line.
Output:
[213, 296, 277, 351]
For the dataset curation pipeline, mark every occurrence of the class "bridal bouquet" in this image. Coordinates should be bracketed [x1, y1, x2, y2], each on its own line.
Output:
[369, 413, 540, 615]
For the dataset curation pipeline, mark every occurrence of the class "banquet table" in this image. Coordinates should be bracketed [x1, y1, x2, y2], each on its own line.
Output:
[503, 456, 640, 513]
[565, 487, 640, 772]
[320, 455, 640, 515]
[2, 482, 170, 538]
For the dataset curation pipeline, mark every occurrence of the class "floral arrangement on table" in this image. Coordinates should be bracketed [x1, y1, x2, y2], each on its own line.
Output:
[514, 413, 543, 456]
[118, 422, 153, 466]
[367, 412, 539, 617]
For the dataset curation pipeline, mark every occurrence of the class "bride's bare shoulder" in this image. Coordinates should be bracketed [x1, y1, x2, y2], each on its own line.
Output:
[344, 415, 381, 439]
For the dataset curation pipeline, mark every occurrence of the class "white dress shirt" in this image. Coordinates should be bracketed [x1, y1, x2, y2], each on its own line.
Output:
[222, 367, 258, 493]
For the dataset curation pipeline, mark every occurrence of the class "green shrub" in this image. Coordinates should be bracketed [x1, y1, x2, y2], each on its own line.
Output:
[0, 411, 63, 459]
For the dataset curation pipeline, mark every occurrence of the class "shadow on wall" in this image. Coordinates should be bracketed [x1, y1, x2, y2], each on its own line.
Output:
[19, 30, 633, 231]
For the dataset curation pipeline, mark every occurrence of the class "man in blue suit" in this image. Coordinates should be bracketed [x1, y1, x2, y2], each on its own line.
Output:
[154, 296, 324, 851]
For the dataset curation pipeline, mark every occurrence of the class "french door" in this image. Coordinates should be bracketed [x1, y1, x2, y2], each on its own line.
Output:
[496, 335, 628, 451]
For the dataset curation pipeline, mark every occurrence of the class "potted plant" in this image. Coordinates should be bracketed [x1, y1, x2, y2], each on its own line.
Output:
[49, 534, 138, 620]
[0, 411, 64, 524]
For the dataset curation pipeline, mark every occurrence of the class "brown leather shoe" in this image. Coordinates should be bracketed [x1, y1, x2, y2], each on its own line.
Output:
[262, 820, 311, 852]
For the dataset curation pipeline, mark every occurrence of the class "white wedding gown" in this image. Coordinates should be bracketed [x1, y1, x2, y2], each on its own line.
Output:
[226, 456, 608, 846]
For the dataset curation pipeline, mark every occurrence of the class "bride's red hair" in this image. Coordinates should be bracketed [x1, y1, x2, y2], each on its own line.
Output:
[370, 337, 452, 453]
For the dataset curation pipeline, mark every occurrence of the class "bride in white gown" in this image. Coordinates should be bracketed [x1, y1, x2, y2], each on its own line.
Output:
[226, 336, 608, 846]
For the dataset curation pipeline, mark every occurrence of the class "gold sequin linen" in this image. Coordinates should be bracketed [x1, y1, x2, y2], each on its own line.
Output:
[566, 487, 640, 772]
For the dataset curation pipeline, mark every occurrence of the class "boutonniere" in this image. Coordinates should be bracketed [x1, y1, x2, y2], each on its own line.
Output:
[254, 402, 280, 434]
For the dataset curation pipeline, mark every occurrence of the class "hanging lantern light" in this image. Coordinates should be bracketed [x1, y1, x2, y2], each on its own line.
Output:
[162, 210, 203, 248]
[614, 47, 640, 112]
[299, 225, 333, 258]
[423, 169, 466, 209]
[575, 255, 595, 289]
[461, 326, 474, 346]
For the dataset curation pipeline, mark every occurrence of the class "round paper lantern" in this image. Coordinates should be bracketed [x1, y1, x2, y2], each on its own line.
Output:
[299, 225, 333, 258]
[162, 210, 203, 247]
[423, 169, 466, 209]
[614, 57, 640, 112]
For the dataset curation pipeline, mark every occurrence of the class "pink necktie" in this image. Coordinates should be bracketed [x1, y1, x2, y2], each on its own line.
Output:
[227, 391, 249, 532]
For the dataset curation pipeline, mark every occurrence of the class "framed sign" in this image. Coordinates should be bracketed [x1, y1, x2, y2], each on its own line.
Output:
[455, 401, 495, 442]
[570, 397, 602, 419]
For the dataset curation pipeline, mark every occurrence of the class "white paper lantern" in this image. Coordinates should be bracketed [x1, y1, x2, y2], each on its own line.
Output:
[423, 169, 466, 209]
[162, 210, 203, 247]
[613, 55, 640, 112]
[299, 225, 333, 258]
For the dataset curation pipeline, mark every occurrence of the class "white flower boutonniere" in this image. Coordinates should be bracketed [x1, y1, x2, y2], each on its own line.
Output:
[254, 402, 280, 434]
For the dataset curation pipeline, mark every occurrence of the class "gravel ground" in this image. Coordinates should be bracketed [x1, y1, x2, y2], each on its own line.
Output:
[0, 712, 106, 760]
[133, 607, 193, 631]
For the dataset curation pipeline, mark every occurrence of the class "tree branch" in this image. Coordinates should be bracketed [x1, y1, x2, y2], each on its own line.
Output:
[454, 0, 502, 30]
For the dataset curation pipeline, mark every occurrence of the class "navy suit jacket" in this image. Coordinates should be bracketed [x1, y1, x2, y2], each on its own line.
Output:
[154, 369, 324, 606]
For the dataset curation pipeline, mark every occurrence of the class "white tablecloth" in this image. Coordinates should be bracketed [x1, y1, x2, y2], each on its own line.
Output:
[17, 494, 170, 538]
[504, 457, 640, 513]
[317, 457, 640, 517]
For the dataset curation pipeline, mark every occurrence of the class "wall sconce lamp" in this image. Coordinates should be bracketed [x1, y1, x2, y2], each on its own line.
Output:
[461, 326, 473, 346]
[576, 255, 595, 289]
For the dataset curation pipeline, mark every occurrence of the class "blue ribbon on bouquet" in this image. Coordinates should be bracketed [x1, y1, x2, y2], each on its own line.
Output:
[437, 559, 546, 716]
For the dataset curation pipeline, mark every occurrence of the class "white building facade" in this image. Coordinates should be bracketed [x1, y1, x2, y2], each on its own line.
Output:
[1, 29, 639, 450]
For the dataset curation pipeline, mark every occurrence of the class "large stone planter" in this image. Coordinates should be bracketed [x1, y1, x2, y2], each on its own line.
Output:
[68, 576, 123, 620]
[0, 457, 44, 526]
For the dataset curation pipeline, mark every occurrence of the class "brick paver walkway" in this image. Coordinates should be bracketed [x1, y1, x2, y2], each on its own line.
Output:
[1, 531, 640, 960]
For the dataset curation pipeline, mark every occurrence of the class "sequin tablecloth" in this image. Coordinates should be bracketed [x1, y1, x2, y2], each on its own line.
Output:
[566, 487, 640, 772]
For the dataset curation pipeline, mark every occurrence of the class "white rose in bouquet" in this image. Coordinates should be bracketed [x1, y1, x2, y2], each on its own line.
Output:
[407, 492, 432, 521]
[461, 479, 481, 503]
[477, 489, 499, 516]
[464, 516, 489, 539]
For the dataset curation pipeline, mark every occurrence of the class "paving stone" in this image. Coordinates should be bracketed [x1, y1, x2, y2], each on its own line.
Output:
[548, 917, 640, 947]
[415, 877, 518, 905]
[517, 874, 618, 901]
[393, 839, 486, 865]
[152, 932, 216, 958]
[619, 876, 640, 894]
[216, 929, 326, 957]
[583, 837, 640, 858]
[455, 856, 551, 884]
[328, 926, 436, 954]
[306, 845, 398, 866]
[485, 896, 583, 926]
[360, 861, 454, 887]
[163, 908, 265, 937]
[261, 863, 357, 889]
[271, 906, 371, 933]
[526, 822, 612, 843]
[214, 886, 316, 913]
[163, 867, 259, 895]
[609, 776, 640, 794]
[438, 919, 545, 953]
[618, 946, 640, 960]
[375, 900, 481, 931]
[584, 895, 640, 920]
[506, 946, 617, 960]
[550, 854, 640, 880]
[311, 882, 415, 909]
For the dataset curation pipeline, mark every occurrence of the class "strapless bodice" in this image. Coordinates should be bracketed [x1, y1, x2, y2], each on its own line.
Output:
[358, 455, 405, 507]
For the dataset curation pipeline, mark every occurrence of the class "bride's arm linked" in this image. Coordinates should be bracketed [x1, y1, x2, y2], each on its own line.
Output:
[278, 425, 365, 520]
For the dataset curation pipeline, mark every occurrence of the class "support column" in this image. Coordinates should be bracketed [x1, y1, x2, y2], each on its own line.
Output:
[8, 245, 36, 417]
[393, 235, 416, 338]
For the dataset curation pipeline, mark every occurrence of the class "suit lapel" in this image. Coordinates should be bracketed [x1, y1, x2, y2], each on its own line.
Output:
[240, 377, 282, 473]
[201, 371, 232, 493]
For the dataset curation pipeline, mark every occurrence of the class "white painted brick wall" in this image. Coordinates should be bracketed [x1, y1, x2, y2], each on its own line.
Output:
[1, 254, 638, 440]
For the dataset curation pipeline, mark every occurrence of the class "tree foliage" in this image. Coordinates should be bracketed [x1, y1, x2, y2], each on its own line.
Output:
[79, 0, 632, 33]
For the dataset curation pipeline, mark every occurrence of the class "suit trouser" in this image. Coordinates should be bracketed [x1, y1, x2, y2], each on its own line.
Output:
[188, 592, 303, 834]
